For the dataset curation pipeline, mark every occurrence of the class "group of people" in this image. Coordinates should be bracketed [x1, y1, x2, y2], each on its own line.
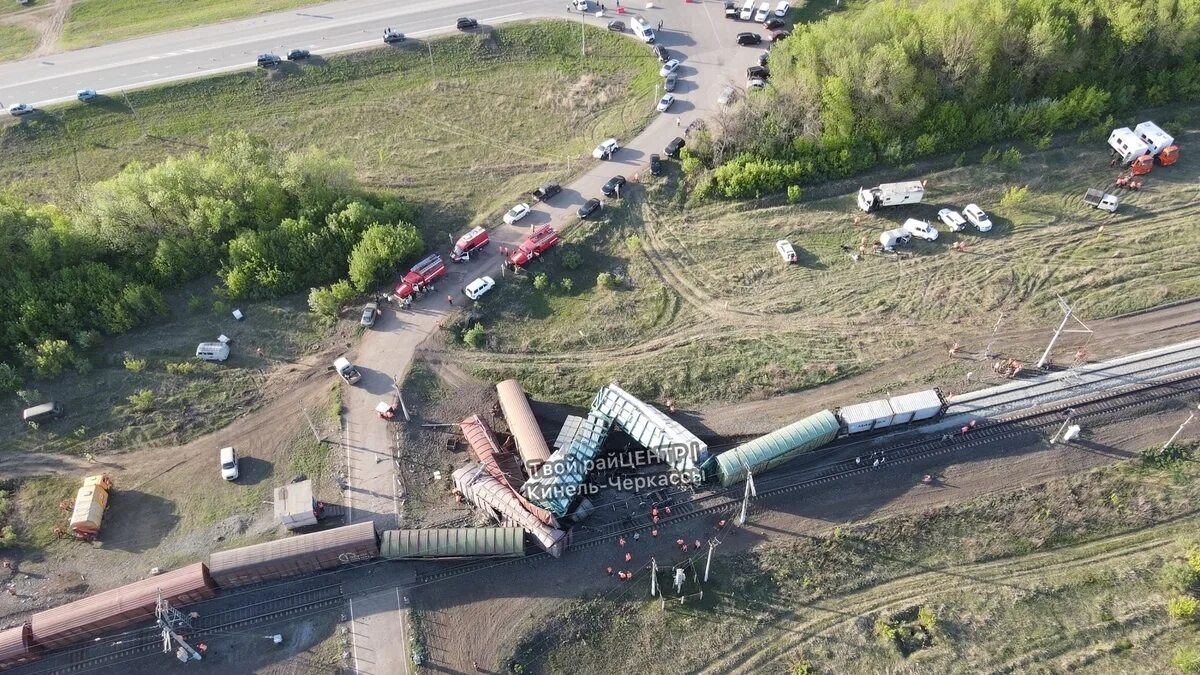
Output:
[604, 517, 722, 579]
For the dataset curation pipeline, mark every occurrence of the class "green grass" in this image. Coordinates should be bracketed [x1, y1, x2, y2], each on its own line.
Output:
[455, 116, 1200, 404]
[2, 21, 660, 235]
[511, 452, 1200, 674]
[59, 0, 322, 49]
[0, 24, 37, 62]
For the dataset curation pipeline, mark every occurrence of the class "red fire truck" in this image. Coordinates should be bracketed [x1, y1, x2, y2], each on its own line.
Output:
[451, 226, 490, 262]
[394, 253, 447, 299]
[509, 226, 560, 267]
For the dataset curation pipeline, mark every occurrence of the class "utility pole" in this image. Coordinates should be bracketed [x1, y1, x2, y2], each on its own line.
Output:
[703, 538, 719, 582]
[1162, 404, 1199, 452]
[738, 469, 757, 526]
[650, 558, 658, 597]
[984, 311, 1004, 358]
[1049, 408, 1075, 444]
[1036, 296, 1092, 369]
[156, 592, 202, 663]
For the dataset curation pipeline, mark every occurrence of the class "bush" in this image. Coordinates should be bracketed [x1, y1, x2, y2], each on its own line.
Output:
[463, 324, 485, 349]
[123, 354, 147, 372]
[1189, 545, 1200, 573]
[308, 280, 356, 320]
[562, 248, 583, 271]
[999, 148, 1023, 171]
[596, 272, 620, 290]
[347, 222, 423, 292]
[981, 147, 1001, 165]
[21, 339, 84, 378]
[212, 300, 230, 316]
[787, 185, 803, 204]
[626, 235, 642, 254]
[1175, 647, 1200, 673]
[917, 606, 938, 632]
[0, 363, 21, 394]
[165, 361, 198, 376]
[560, 278, 574, 293]
[187, 294, 207, 314]
[126, 389, 155, 412]
[999, 185, 1029, 209]
[0, 490, 16, 550]
[1161, 560, 1200, 593]
[533, 273, 550, 291]
[1168, 595, 1198, 622]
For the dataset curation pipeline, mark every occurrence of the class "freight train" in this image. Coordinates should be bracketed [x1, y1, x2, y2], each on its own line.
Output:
[0, 524, 527, 670]
[703, 389, 946, 487]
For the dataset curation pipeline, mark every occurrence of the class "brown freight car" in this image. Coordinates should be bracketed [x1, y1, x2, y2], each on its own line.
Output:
[29, 563, 215, 651]
[207, 521, 378, 588]
[0, 624, 36, 671]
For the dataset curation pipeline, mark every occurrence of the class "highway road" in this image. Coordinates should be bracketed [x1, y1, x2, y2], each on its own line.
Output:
[0, 0, 548, 107]
[5, 1, 763, 672]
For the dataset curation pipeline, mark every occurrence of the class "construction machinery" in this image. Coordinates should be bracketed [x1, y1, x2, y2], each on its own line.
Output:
[67, 475, 113, 540]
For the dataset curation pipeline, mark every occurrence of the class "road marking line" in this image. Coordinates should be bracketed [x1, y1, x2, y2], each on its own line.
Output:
[348, 596, 361, 675]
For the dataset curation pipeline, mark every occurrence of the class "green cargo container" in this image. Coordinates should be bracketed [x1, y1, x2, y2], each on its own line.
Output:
[380, 528, 526, 559]
[716, 410, 841, 487]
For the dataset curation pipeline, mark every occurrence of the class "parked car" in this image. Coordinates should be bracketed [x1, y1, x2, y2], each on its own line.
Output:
[754, 1, 770, 21]
[287, 48, 311, 60]
[718, 86, 736, 105]
[664, 72, 678, 92]
[220, 447, 240, 481]
[657, 93, 676, 112]
[384, 27, 405, 43]
[256, 53, 281, 68]
[764, 17, 785, 30]
[747, 65, 769, 80]
[937, 208, 967, 232]
[963, 203, 994, 232]
[601, 175, 627, 197]
[578, 198, 602, 219]
[659, 58, 679, 77]
[76, 89, 97, 102]
[771, 30, 791, 42]
[608, 20, 625, 32]
[747, 77, 766, 89]
[464, 276, 496, 300]
[9, 103, 35, 117]
[725, 2, 739, 19]
[649, 154, 663, 176]
[654, 44, 670, 63]
[739, 0, 755, 20]
[757, 51, 770, 66]
[456, 17, 478, 30]
[361, 302, 379, 327]
[592, 138, 620, 159]
[736, 32, 763, 46]
[503, 203, 531, 225]
[775, 0, 791, 16]
[665, 136, 685, 157]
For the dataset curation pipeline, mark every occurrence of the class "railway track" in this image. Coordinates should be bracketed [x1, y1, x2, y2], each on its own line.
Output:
[416, 370, 1200, 584]
[20, 584, 345, 674]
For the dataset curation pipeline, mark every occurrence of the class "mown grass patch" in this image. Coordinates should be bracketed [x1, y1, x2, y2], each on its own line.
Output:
[59, 0, 321, 49]
[0, 24, 37, 62]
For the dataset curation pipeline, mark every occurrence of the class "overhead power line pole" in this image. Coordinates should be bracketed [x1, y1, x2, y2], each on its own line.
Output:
[1037, 296, 1092, 369]
[156, 592, 202, 663]
[738, 469, 756, 526]
[1162, 405, 1199, 452]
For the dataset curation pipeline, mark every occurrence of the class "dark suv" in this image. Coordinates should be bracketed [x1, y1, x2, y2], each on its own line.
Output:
[736, 32, 763, 46]
[256, 53, 281, 68]
[654, 44, 670, 63]
[649, 154, 663, 176]
[456, 17, 478, 30]
[665, 136, 685, 157]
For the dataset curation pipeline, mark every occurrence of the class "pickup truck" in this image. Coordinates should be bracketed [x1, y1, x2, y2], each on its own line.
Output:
[334, 357, 362, 385]
[531, 181, 561, 202]
[1083, 188, 1119, 213]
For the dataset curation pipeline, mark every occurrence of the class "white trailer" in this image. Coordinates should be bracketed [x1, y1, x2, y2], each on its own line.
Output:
[1108, 128, 1151, 164]
[1134, 121, 1174, 156]
[857, 181, 924, 212]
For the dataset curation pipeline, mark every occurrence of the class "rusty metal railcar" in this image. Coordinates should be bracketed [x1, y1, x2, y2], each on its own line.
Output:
[0, 624, 36, 671]
[29, 563, 215, 650]
[207, 522, 378, 588]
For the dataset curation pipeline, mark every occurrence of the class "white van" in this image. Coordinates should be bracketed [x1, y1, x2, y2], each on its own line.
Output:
[740, 0, 755, 20]
[219, 446, 240, 481]
[631, 16, 656, 43]
[754, 1, 770, 21]
[196, 342, 230, 362]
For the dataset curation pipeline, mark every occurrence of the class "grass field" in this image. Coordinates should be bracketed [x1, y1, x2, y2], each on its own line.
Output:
[454, 114, 1200, 404]
[511, 446, 1200, 673]
[59, 0, 321, 49]
[0, 24, 37, 62]
[0, 21, 660, 234]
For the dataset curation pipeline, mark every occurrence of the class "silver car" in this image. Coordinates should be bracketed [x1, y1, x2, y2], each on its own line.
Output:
[360, 302, 379, 327]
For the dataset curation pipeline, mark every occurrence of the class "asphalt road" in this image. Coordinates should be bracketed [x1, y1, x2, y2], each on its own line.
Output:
[0, 0, 548, 107]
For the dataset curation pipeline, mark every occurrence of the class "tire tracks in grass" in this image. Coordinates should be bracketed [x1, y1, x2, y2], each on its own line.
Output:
[700, 516, 1195, 675]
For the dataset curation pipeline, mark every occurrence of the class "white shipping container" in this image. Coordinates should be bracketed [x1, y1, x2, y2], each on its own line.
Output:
[887, 390, 943, 424]
[838, 398, 895, 433]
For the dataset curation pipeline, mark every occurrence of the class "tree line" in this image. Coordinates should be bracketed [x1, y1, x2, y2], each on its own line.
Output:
[0, 131, 422, 385]
[690, 0, 1200, 198]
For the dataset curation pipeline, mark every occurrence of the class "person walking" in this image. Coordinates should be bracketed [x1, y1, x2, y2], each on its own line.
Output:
[658, 19, 663, 30]
[446, 294, 454, 305]
[675, 117, 681, 127]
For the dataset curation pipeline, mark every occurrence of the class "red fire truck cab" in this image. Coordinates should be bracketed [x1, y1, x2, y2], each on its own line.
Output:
[394, 253, 447, 298]
[509, 226, 560, 267]
[451, 226, 490, 262]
